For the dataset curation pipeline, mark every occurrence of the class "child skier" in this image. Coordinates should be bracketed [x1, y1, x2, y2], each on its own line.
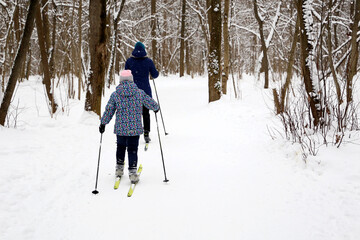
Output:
[99, 70, 159, 183]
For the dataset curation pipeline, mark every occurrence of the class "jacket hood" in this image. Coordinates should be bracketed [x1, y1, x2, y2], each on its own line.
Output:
[116, 80, 138, 97]
[131, 42, 147, 58]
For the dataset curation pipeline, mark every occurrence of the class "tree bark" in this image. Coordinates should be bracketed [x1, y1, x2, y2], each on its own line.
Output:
[222, 0, 230, 94]
[151, 0, 157, 67]
[161, 0, 168, 75]
[35, 3, 57, 113]
[85, 0, 107, 117]
[296, 0, 321, 127]
[107, 0, 126, 87]
[327, 0, 342, 105]
[179, 0, 186, 77]
[13, 3, 21, 43]
[2, 3, 21, 90]
[49, 0, 57, 80]
[185, 39, 191, 76]
[253, 0, 269, 89]
[0, 0, 40, 126]
[346, 0, 360, 104]
[208, 0, 222, 102]
[195, 1, 210, 51]
[25, 48, 32, 80]
[280, 15, 300, 112]
[41, 0, 51, 53]
[273, 14, 300, 114]
[78, 0, 83, 100]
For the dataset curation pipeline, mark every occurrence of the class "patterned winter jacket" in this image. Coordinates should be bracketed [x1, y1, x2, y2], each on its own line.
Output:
[100, 80, 160, 136]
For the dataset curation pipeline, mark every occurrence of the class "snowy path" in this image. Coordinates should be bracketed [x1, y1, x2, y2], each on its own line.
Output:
[1, 76, 360, 240]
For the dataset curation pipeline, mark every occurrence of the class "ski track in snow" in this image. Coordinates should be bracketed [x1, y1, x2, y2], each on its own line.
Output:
[0, 75, 360, 240]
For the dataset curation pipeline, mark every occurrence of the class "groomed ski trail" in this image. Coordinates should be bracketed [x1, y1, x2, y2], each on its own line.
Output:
[1, 75, 359, 240]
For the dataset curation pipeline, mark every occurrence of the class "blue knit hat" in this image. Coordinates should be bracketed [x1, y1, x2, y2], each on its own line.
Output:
[135, 42, 145, 50]
[132, 42, 147, 58]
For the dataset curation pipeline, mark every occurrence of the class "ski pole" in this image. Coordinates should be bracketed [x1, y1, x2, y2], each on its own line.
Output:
[155, 112, 169, 182]
[152, 78, 169, 135]
[92, 133, 103, 194]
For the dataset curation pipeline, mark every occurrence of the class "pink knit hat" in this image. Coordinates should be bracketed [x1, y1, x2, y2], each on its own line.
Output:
[120, 70, 133, 81]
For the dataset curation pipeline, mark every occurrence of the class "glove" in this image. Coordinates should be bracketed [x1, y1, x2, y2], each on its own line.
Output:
[99, 124, 105, 134]
[154, 107, 160, 113]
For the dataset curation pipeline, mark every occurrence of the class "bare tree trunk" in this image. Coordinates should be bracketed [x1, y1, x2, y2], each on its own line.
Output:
[346, 0, 360, 104]
[35, 3, 57, 113]
[41, 0, 51, 53]
[206, 0, 212, 30]
[327, 0, 342, 105]
[179, 0, 186, 77]
[296, 0, 321, 127]
[0, 0, 40, 126]
[49, 0, 57, 79]
[161, 0, 168, 75]
[222, 0, 230, 94]
[253, 0, 269, 89]
[186, 39, 191, 76]
[195, 1, 210, 51]
[208, 0, 222, 102]
[273, 15, 300, 114]
[107, 0, 126, 87]
[25, 48, 32, 80]
[151, 0, 157, 67]
[13, 3, 21, 44]
[78, 0, 83, 100]
[85, 0, 107, 117]
[250, 34, 257, 74]
[2, 3, 21, 89]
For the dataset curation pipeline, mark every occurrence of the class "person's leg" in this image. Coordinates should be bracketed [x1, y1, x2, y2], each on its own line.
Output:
[116, 135, 126, 172]
[143, 107, 151, 143]
[127, 135, 140, 171]
[142, 106, 150, 133]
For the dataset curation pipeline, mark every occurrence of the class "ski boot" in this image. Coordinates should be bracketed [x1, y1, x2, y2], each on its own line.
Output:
[115, 164, 124, 177]
[129, 168, 140, 184]
[144, 131, 151, 143]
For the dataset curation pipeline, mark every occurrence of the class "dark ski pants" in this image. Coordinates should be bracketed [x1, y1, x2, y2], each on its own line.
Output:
[116, 135, 140, 171]
[143, 106, 150, 133]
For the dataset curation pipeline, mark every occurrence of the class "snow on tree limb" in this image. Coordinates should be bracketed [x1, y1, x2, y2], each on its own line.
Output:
[0, 0, 6, 8]
[230, 23, 260, 39]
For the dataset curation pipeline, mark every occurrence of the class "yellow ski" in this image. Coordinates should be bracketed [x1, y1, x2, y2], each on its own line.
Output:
[114, 176, 121, 189]
[127, 164, 143, 197]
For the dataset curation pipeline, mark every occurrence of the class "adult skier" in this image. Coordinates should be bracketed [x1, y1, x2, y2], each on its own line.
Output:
[99, 70, 159, 183]
[125, 41, 159, 143]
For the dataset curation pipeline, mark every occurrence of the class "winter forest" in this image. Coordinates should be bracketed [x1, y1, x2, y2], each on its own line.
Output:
[1, 0, 360, 239]
[1, 0, 360, 152]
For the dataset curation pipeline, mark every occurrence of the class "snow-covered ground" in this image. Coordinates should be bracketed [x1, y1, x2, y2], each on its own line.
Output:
[0, 75, 359, 240]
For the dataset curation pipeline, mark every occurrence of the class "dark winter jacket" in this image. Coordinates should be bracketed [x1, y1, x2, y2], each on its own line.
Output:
[125, 44, 159, 97]
[101, 80, 159, 136]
